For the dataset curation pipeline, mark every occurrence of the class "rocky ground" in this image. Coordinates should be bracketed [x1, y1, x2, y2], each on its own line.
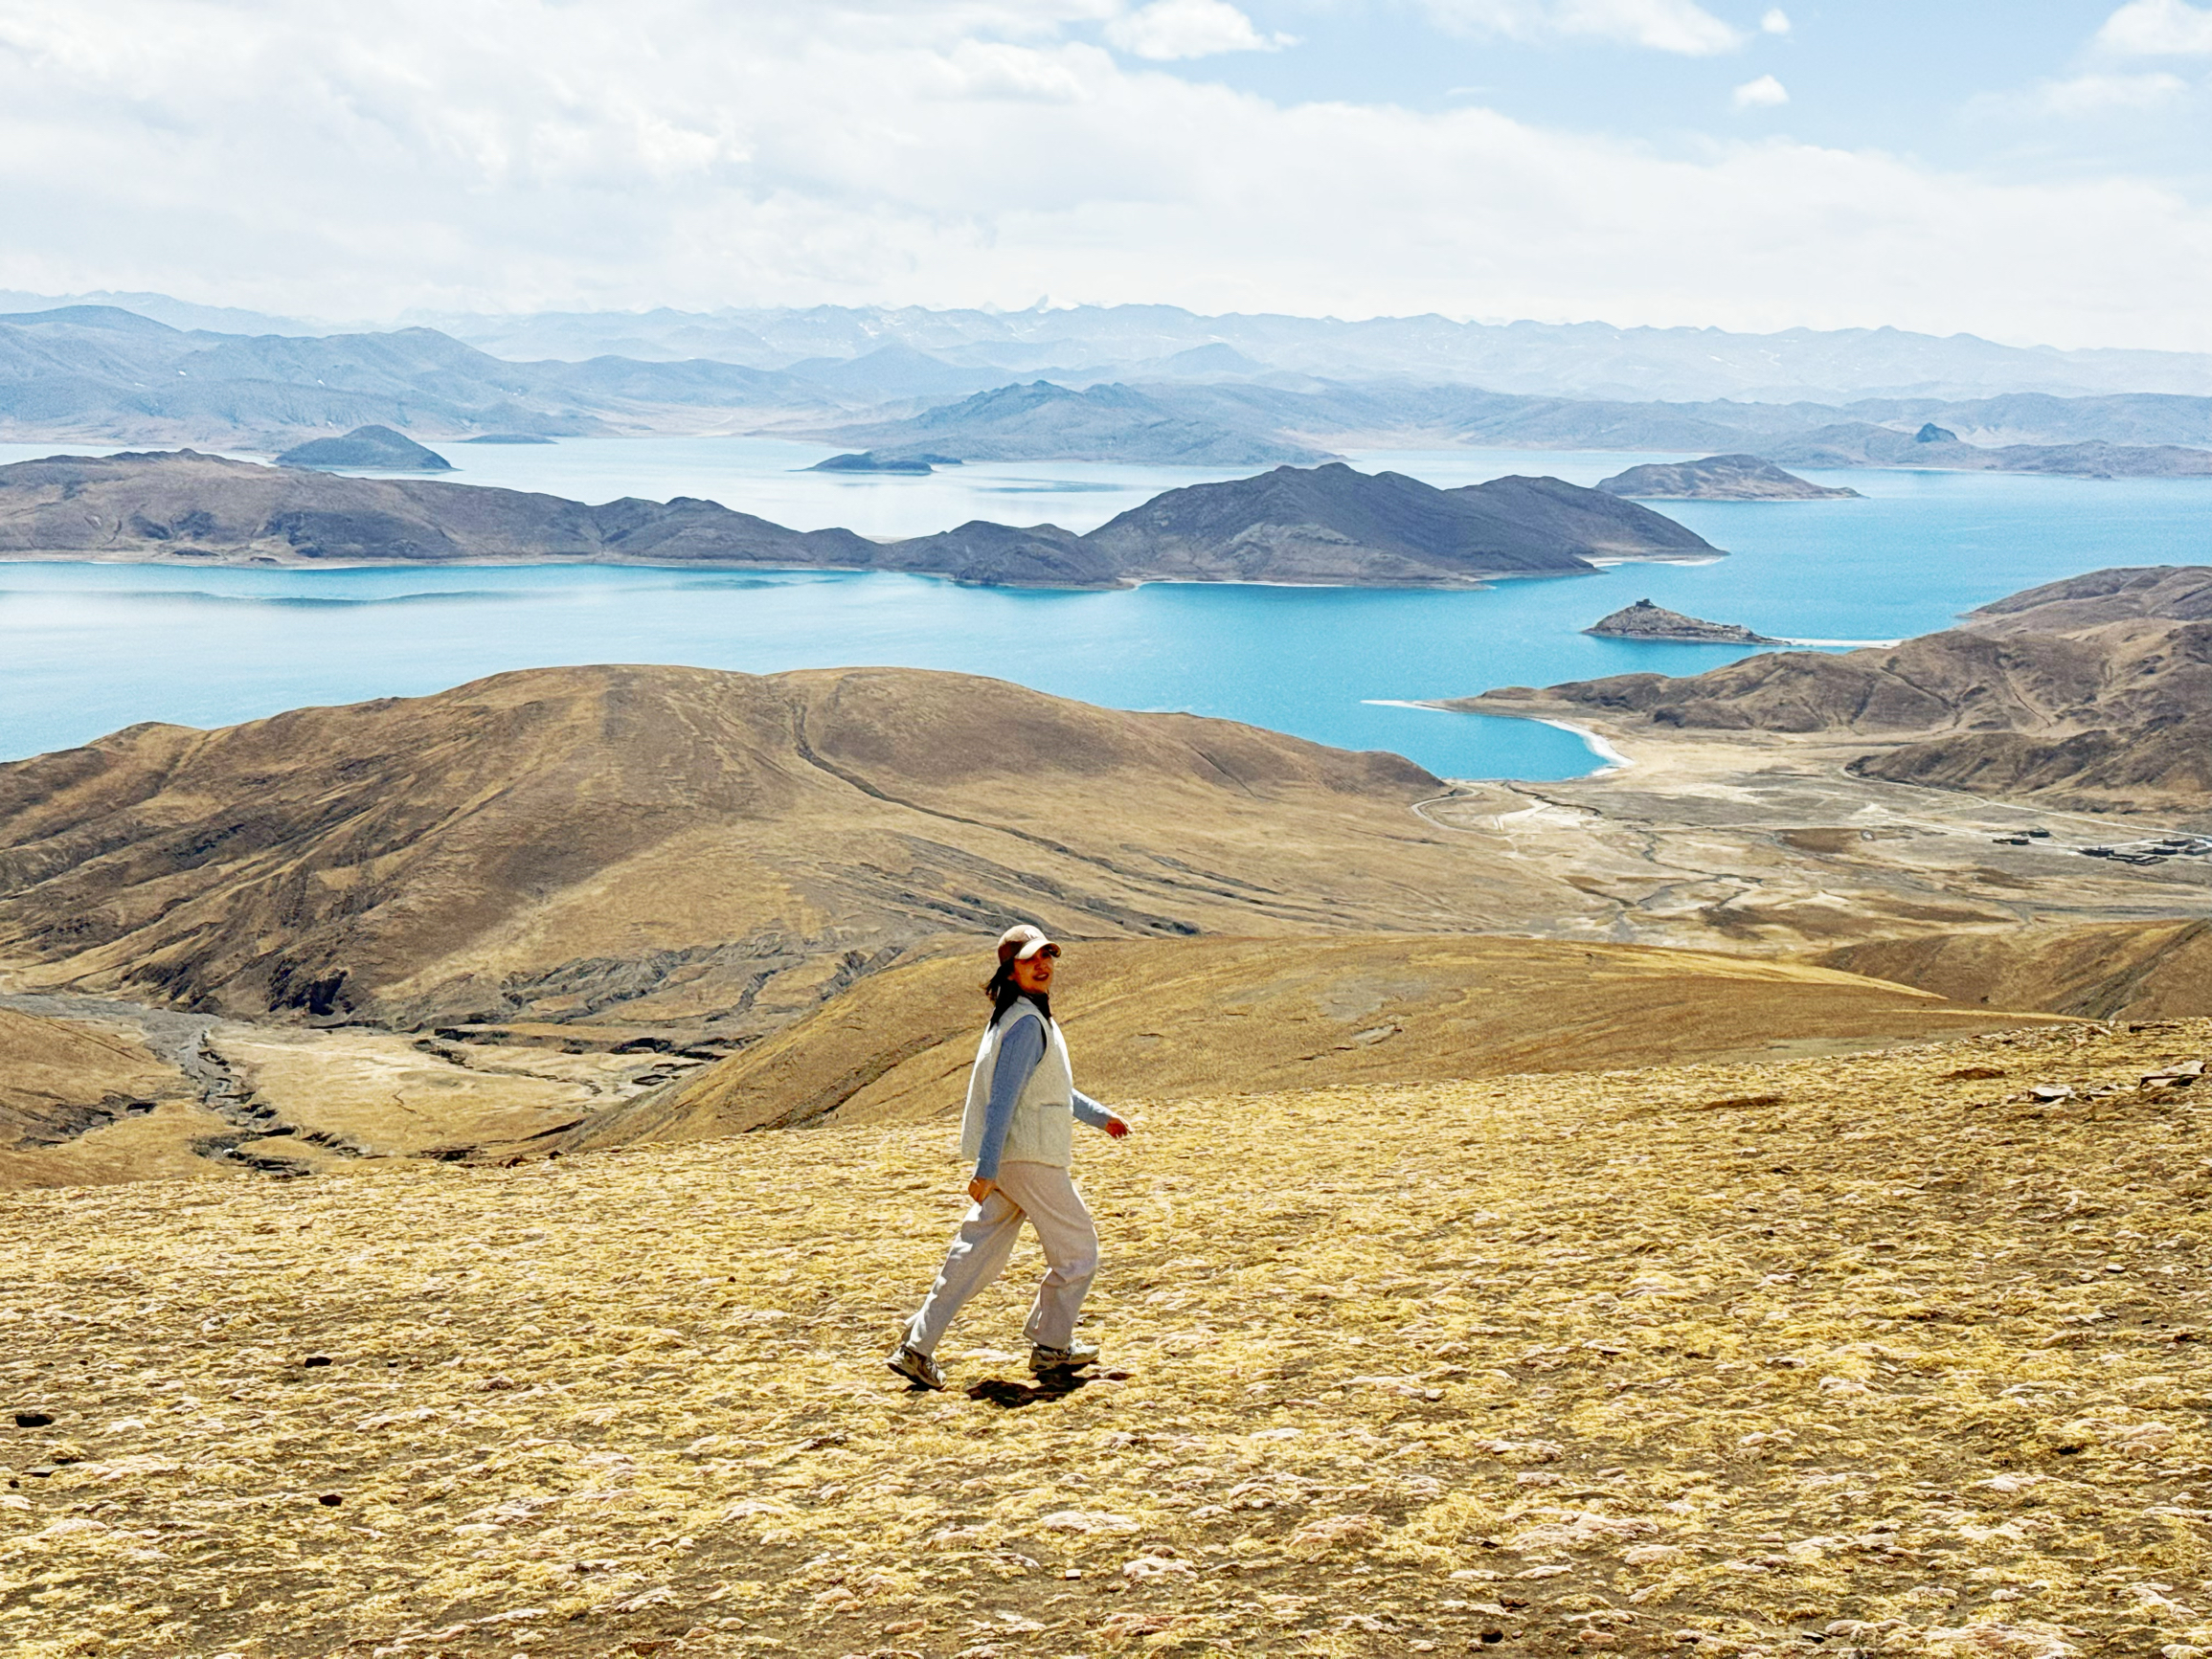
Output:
[3, 1020, 2207, 1658]
[1419, 720, 2212, 959]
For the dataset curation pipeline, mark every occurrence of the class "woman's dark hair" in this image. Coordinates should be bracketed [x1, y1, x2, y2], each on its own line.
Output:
[983, 958, 1051, 1024]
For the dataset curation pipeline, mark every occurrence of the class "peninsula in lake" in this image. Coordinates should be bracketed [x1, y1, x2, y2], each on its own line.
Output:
[0, 451, 1716, 589]
[1465, 565, 2211, 818]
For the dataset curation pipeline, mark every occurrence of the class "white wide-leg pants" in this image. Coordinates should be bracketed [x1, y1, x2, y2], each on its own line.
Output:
[904, 1160, 1099, 1356]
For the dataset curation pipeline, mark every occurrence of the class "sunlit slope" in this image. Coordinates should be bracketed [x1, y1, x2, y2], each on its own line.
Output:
[0, 1008, 208, 1189]
[562, 933, 2065, 1148]
[1822, 917, 2212, 1022]
[3, 1020, 2205, 1657]
[0, 664, 1575, 1035]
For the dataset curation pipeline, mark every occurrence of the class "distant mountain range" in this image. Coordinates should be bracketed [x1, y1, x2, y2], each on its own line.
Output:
[0, 451, 1713, 589]
[1, 299, 2204, 469]
[817, 380, 1333, 465]
[823, 381, 2208, 476]
[402, 301, 2210, 403]
[0, 304, 832, 445]
[1762, 422, 2209, 478]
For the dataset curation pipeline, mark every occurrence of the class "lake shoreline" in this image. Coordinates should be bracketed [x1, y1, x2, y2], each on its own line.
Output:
[2, 444, 2199, 781]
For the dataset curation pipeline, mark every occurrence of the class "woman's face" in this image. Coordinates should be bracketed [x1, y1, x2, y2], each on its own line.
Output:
[1010, 949, 1056, 995]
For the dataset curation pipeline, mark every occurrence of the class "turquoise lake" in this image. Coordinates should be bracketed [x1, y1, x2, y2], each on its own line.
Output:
[1, 438, 2204, 776]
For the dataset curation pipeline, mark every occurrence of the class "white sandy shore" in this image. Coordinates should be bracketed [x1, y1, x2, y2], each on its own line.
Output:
[1378, 698, 1634, 777]
[1534, 717, 1634, 774]
[1779, 637, 1903, 648]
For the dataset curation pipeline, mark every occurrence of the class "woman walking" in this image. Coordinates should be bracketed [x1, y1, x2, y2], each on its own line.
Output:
[890, 925, 1130, 1391]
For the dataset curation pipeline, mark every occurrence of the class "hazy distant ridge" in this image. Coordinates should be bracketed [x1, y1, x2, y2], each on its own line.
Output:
[1, 299, 2203, 460]
[417, 301, 2210, 402]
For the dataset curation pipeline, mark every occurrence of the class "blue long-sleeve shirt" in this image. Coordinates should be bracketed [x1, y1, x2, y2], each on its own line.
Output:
[973, 1006, 1115, 1181]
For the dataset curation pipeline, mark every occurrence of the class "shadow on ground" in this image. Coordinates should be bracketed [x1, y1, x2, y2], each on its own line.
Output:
[963, 1368, 1131, 1409]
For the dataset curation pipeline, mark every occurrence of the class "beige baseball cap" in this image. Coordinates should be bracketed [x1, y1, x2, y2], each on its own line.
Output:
[996, 923, 1060, 962]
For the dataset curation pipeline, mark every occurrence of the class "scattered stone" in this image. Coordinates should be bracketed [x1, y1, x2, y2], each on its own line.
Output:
[1122, 1552, 1194, 1580]
[1479, 1437, 1566, 1463]
[1287, 1513, 1384, 1554]
[1037, 1509, 1138, 1534]
[1097, 1613, 1173, 1640]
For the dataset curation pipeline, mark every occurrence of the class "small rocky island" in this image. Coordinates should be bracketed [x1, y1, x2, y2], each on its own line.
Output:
[807, 451, 953, 475]
[276, 424, 454, 471]
[1587, 598, 1781, 643]
[1596, 454, 1861, 501]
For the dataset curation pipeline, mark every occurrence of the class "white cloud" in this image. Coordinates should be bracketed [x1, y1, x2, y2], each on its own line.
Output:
[2022, 70, 2190, 114]
[1759, 8, 1790, 34]
[1105, 0, 1291, 59]
[2095, 0, 2212, 56]
[0, 0, 2203, 350]
[1420, 1, 1747, 56]
[1732, 73, 1789, 108]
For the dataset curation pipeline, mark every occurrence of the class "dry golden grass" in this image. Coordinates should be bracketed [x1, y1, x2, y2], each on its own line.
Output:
[3, 1020, 2208, 1659]
[0, 1010, 203, 1191]
[598, 934, 2066, 1147]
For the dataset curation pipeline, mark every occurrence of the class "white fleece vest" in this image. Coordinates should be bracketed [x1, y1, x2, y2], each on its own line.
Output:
[959, 1004, 1075, 1170]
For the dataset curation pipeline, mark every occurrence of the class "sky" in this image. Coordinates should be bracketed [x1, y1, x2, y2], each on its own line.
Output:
[0, 0, 2206, 348]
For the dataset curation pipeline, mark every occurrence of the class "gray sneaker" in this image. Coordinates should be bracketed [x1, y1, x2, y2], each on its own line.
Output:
[1029, 1341, 1099, 1377]
[888, 1344, 945, 1391]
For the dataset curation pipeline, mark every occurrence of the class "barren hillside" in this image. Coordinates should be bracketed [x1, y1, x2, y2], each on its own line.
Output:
[0, 1009, 191, 1175]
[0, 664, 1573, 1036]
[1819, 917, 2212, 1022]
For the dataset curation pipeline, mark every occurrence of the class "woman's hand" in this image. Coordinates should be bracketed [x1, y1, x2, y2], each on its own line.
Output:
[968, 1176, 999, 1204]
[1105, 1115, 1131, 1139]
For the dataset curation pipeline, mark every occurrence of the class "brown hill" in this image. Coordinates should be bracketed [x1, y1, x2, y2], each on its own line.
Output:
[1080, 463, 1715, 585]
[0, 665, 1583, 1036]
[0, 449, 878, 568]
[1459, 565, 2211, 815]
[0, 450, 1716, 590]
[561, 933, 2062, 1151]
[0, 1007, 206, 1187]
[1820, 916, 2212, 1021]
